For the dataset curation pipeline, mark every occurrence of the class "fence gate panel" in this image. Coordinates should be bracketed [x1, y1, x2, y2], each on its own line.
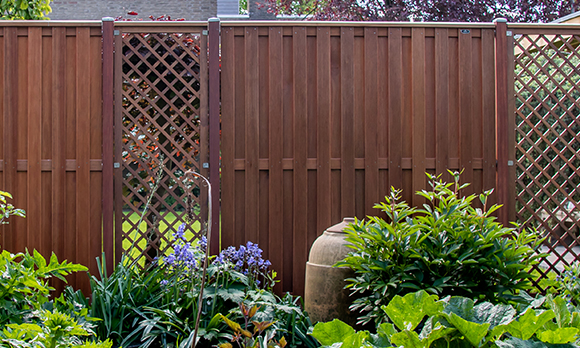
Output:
[113, 25, 209, 266]
[513, 27, 580, 277]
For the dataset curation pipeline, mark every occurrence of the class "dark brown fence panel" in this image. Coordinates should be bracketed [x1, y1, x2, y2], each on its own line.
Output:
[0, 22, 103, 294]
[512, 25, 580, 280]
[220, 23, 499, 296]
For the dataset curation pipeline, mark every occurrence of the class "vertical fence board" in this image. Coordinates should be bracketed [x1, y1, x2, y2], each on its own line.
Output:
[316, 27, 331, 233]
[268, 27, 284, 293]
[220, 27, 235, 251]
[435, 28, 449, 180]
[51, 27, 66, 279]
[364, 28, 379, 217]
[340, 27, 355, 217]
[293, 26, 308, 296]
[3, 27, 17, 250]
[27, 27, 42, 253]
[412, 28, 426, 206]
[388, 28, 403, 191]
[459, 29, 474, 193]
[245, 27, 259, 245]
[482, 29, 496, 197]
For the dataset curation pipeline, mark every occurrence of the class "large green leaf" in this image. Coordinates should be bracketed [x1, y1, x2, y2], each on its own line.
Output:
[536, 328, 579, 344]
[382, 290, 443, 331]
[311, 319, 356, 346]
[507, 309, 555, 341]
[390, 330, 427, 348]
[445, 313, 490, 347]
[546, 297, 571, 328]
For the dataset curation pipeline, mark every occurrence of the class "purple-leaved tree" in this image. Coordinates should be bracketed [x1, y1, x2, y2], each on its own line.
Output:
[267, 0, 577, 22]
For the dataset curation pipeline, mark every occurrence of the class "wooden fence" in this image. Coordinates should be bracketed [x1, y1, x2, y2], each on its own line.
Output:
[3, 19, 578, 297]
[0, 21, 104, 294]
[220, 22, 508, 295]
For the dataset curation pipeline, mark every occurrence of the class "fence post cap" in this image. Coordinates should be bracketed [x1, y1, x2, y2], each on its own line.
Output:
[208, 17, 221, 22]
[493, 18, 508, 23]
[102, 17, 115, 21]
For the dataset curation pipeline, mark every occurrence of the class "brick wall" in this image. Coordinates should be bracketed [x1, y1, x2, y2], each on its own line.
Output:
[48, 0, 218, 20]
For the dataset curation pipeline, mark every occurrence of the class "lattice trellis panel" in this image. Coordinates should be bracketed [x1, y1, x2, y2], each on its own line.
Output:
[120, 32, 207, 266]
[514, 32, 580, 277]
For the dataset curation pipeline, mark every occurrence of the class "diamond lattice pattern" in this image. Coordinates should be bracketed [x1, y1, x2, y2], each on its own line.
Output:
[121, 32, 205, 266]
[514, 33, 580, 277]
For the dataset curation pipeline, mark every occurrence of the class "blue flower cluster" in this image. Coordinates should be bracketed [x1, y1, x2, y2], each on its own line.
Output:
[164, 223, 203, 271]
[214, 241, 271, 277]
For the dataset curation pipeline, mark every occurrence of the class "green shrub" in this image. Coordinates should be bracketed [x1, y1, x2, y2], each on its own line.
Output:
[339, 172, 546, 325]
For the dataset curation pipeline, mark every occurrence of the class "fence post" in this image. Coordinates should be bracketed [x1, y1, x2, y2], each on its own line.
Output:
[494, 18, 510, 226]
[102, 17, 114, 275]
[208, 18, 221, 255]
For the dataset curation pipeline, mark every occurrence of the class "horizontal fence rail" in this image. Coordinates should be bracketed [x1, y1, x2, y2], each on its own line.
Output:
[220, 23, 499, 296]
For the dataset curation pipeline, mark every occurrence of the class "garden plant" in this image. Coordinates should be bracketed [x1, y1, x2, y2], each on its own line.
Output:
[339, 172, 546, 325]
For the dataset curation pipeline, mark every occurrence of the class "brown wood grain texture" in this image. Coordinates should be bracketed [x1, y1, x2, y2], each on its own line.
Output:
[3, 27, 17, 251]
[102, 19, 114, 274]
[507, 32, 516, 223]
[40, 34, 52, 258]
[76, 28, 91, 290]
[89, 34, 102, 280]
[481, 29, 496, 197]
[388, 28, 403, 191]
[412, 28, 426, 207]
[220, 27, 235, 250]
[268, 27, 284, 294]
[51, 27, 66, 270]
[113, 32, 123, 264]
[494, 21, 509, 226]
[316, 27, 332, 233]
[340, 27, 355, 217]
[28, 27, 42, 253]
[364, 28, 379, 217]
[458, 29, 473, 195]
[435, 29, 450, 180]
[199, 32, 209, 237]
[293, 26, 308, 297]
[208, 21, 220, 255]
[245, 26, 259, 245]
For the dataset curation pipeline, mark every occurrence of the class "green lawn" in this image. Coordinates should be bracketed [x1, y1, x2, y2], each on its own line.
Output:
[122, 211, 203, 263]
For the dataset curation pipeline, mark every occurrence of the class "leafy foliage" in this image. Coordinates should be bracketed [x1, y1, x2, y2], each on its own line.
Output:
[556, 262, 580, 306]
[88, 230, 316, 348]
[0, 249, 88, 327]
[0, 190, 25, 225]
[218, 303, 288, 348]
[338, 173, 545, 325]
[0, 0, 53, 19]
[267, 0, 576, 22]
[310, 290, 580, 348]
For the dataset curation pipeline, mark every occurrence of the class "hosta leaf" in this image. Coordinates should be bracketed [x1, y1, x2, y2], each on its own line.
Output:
[473, 302, 516, 328]
[507, 309, 555, 340]
[391, 330, 426, 348]
[445, 313, 490, 347]
[311, 319, 356, 346]
[536, 327, 579, 344]
[341, 331, 369, 348]
[382, 290, 443, 331]
[545, 296, 571, 328]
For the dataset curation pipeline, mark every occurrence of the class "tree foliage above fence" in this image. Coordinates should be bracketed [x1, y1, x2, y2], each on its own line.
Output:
[1, 0, 52, 19]
[268, 0, 576, 22]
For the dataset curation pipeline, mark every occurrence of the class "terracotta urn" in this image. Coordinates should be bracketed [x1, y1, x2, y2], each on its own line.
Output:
[304, 217, 357, 326]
